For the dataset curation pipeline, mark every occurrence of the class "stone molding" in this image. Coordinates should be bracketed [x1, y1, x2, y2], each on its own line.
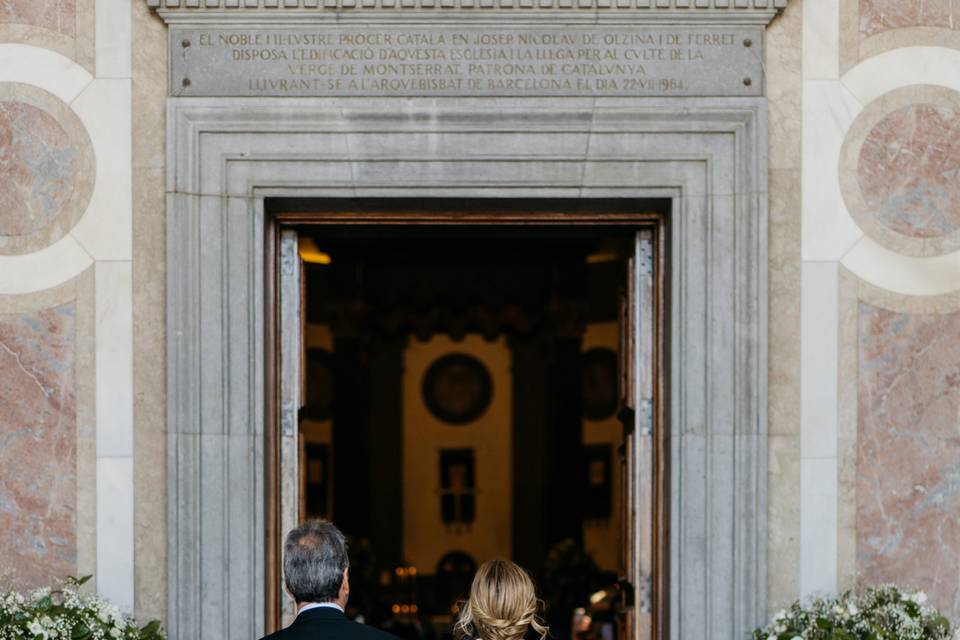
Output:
[166, 96, 769, 639]
[147, 0, 788, 24]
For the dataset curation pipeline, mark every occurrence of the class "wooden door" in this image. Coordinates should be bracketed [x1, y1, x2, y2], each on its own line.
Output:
[278, 229, 305, 627]
[618, 230, 656, 640]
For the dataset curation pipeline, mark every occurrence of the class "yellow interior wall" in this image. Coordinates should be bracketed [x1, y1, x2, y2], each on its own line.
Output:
[582, 321, 622, 573]
[402, 334, 513, 573]
[303, 322, 620, 572]
[301, 324, 334, 519]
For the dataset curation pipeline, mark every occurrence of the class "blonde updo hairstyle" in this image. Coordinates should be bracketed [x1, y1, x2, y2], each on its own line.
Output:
[455, 559, 549, 640]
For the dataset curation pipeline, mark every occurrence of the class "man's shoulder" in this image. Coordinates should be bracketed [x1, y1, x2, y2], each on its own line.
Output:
[342, 619, 402, 640]
[258, 617, 401, 640]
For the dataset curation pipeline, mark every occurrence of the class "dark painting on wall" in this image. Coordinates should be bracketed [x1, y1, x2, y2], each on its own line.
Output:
[439, 448, 476, 524]
[422, 353, 493, 425]
[582, 348, 619, 421]
[585, 444, 612, 519]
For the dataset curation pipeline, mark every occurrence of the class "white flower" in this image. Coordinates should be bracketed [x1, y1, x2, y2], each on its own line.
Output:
[29, 588, 51, 604]
[27, 619, 49, 639]
[109, 628, 121, 638]
[773, 609, 787, 621]
[847, 603, 858, 616]
[912, 591, 927, 605]
[96, 603, 121, 624]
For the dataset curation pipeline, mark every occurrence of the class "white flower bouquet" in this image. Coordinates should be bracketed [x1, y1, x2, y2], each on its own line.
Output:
[0, 577, 164, 640]
[755, 586, 957, 640]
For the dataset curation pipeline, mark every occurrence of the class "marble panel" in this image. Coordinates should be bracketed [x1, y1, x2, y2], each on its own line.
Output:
[0, 101, 77, 235]
[859, 0, 959, 39]
[857, 302, 960, 619]
[0, 83, 95, 257]
[0, 0, 94, 73]
[0, 302, 77, 588]
[0, 0, 77, 38]
[858, 103, 960, 239]
[840, 85, 960, 257]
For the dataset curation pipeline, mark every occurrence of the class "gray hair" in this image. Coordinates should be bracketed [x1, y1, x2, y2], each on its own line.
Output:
[283, 519, 349, 604]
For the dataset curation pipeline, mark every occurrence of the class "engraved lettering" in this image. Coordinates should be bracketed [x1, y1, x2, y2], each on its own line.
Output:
[175, 26, 763, 98]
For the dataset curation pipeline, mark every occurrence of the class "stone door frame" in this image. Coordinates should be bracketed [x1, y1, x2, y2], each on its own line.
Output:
[165, 96, 769, 640]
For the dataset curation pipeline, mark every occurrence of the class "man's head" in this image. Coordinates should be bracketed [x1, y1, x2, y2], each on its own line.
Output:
[283, 519, 349, 605]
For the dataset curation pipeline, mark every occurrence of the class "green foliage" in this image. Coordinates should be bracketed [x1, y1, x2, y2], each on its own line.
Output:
[754, 586, 957, 640]
[0, 577, 165, 640]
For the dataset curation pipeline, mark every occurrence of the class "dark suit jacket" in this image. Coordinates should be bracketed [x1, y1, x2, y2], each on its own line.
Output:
[261, 606, 402, 640]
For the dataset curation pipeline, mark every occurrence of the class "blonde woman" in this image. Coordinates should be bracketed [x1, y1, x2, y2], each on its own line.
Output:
[455, 559, 550, 640]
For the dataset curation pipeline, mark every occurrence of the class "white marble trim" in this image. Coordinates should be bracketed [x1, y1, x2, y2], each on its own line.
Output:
[802, 0, 839, 80]
[96, 0, 132, 78]
[71, 79, 133, 261]
[0, 238, 94, 295]
[799, 263, 839, 599]
[0, 44, 93, 102]
[95, 263, 134, 458]
[841, 46, 960, 105]
[841, 238, 960, 297]
[96, 456, 134, 611]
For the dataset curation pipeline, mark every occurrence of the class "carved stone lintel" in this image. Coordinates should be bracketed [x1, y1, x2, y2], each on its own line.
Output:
[146, 0, 788, 25]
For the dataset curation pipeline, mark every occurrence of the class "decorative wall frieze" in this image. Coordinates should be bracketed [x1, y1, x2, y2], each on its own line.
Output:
[145, 0, 788, 26]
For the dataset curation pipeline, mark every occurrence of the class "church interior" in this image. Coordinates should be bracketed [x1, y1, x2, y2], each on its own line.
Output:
[290, 221, 645, 640]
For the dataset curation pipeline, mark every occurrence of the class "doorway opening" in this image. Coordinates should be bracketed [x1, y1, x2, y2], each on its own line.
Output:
[268, 200, 667, 640]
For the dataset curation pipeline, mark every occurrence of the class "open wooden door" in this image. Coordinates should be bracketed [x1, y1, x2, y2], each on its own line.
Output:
[617, 230, 657, 640]
[278, 229, 305, 627]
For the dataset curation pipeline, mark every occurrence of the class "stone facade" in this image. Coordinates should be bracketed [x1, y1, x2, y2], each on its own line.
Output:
[2, 0, 960, 637]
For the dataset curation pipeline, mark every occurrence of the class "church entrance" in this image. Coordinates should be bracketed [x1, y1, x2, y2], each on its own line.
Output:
[268, 200, 666, 640]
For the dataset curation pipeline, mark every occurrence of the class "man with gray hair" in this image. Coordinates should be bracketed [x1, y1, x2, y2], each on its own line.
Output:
[260, 519, 399, 640]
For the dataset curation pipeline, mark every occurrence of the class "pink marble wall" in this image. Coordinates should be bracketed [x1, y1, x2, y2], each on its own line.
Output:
[858, 303, 960, 620]
[860, 0, 960, 39]
[0, 304, 77, 588]
[0, 101, 79, 238]
[0, 0, 76, 38]
[857, 103, 960, 239]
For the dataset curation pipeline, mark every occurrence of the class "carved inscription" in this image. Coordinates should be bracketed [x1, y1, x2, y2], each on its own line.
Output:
[172, 27, 763, 97]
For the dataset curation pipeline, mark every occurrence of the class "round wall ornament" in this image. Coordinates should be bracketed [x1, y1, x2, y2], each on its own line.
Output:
[422, 353, 493, 425]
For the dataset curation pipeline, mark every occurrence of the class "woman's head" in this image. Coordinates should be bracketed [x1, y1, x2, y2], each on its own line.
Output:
[455, 559, 549, 640]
